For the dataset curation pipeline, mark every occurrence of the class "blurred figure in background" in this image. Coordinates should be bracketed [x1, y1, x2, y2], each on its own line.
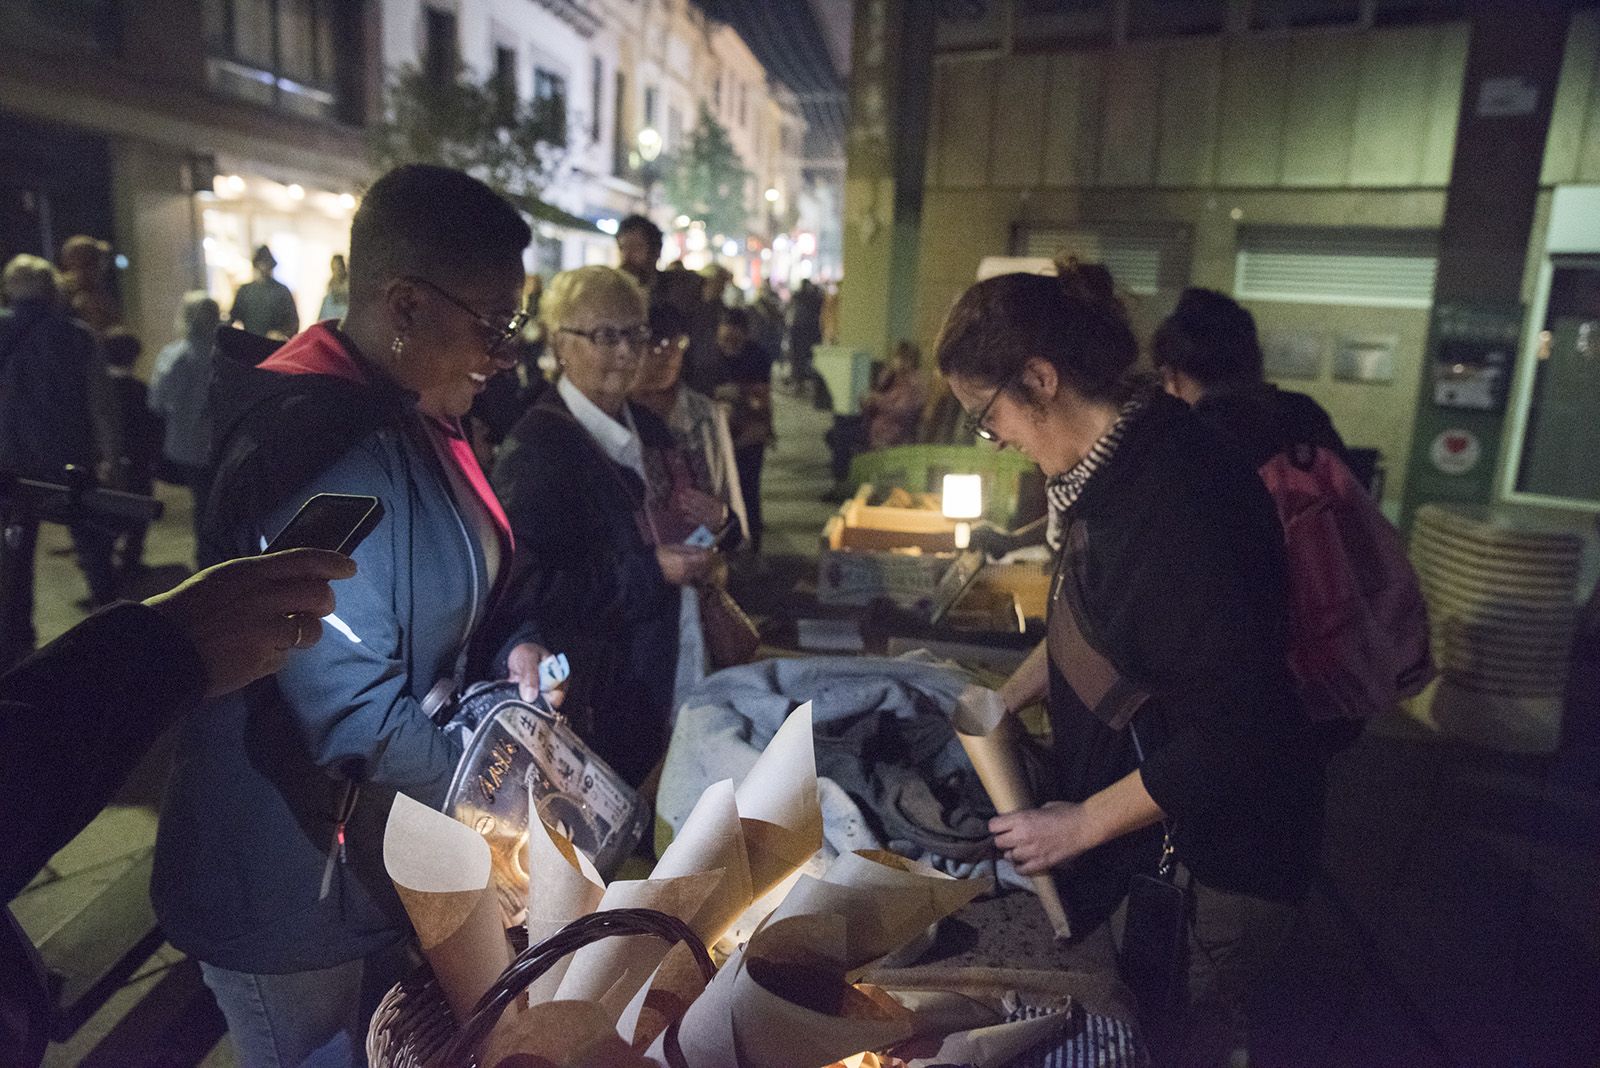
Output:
[58, 234, 120, 334]
[631, 301, 749, 544]
[616, 213, 663, 293]
[1152, 287, 1348, 469]
[714, 307, 774, 553]
[0, 255, 119, 652]
[749, 281, 785, 361]
[785, 277, 823, 392]
[318, 252, 350, 322]
[230, 244, 298, 339]
[862, 340, 928, 449]
[100, 328, 162, 579]
[149, 291, 221, 550]
[684, 263, 733, 395]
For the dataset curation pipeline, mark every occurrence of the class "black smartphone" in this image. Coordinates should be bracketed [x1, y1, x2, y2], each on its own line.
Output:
[264, 493, 384, 556]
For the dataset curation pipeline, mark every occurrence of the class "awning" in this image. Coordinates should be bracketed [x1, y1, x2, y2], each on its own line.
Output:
[508, 192, 601, 234]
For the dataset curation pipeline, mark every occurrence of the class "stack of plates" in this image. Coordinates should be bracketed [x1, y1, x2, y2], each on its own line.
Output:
[1410, 504, 1585, 751]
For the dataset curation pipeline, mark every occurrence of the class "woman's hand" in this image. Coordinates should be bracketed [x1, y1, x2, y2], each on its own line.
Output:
[506, 641, 565, 707]
[655, 544, 713, 587]
[990, 801, 1096, 876]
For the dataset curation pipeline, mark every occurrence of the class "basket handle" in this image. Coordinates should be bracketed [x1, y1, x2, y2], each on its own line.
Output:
[436, 907, 716, 1067]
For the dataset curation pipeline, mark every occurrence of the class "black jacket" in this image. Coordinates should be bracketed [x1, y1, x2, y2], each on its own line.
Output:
[0, 300, 108, 478]
[1192, 383, 1348, 470]
[488, 391, 682, 785]
[1, 603, 205, 903]
[1, 603, 206, 1068]
[1045, 394, 1324, 924]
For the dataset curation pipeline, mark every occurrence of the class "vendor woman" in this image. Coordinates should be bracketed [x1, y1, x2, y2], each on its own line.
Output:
[936, 266, 1324, 1066]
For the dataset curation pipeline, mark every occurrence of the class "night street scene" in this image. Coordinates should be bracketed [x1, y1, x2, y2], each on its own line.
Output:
[2, 1, 1598, 1066]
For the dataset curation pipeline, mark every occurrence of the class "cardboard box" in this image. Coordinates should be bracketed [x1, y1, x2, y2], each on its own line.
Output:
[818, 486, 959, 606]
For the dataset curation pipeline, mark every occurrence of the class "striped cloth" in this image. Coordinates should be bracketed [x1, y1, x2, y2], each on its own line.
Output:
[1009, 1006, 1143, 1068]
[1045, 393, 1151, 552]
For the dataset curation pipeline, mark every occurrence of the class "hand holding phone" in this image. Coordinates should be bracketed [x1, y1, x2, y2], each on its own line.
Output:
[265, 493, 385, 556]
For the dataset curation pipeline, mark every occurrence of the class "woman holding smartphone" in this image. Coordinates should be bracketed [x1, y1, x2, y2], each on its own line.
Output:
[936, 266, 1324, 1067]
[152, 166, 550, 1068]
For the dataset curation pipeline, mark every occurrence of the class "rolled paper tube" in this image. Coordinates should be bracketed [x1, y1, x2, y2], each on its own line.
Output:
[952, 687, 1072, 940]
[383, 793, 514, 1023]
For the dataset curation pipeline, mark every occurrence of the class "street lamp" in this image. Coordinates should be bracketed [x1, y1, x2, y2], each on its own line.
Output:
[636, 127, 663, 210]
[637, 127, 662, 163]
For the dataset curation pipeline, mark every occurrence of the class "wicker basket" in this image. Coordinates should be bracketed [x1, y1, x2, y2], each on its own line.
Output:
[367, 908, 715, 1068]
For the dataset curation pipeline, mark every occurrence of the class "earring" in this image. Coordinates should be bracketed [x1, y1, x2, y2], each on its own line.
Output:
[391, 333, 406, 358]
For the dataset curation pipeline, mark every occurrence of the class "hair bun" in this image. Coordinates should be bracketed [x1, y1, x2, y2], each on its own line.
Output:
[1053, 255, 1127, 324]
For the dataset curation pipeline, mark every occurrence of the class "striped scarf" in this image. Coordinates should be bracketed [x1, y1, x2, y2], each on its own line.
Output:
[1045, 392, 1149, 551]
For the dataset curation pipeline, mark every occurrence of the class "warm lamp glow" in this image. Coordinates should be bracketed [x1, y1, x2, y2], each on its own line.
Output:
[941, 474, 983, 520]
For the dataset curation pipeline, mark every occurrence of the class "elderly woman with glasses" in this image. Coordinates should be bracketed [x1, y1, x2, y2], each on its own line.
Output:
[151, 166, 556, 1068]
[489, 266, 721, 787]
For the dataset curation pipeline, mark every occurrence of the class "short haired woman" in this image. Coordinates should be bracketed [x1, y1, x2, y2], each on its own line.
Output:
[630, 301, 750, 544]
[152, 165, 550, 1068]
[937, 267, 1324, 1066]
[489, 266, 719, 787]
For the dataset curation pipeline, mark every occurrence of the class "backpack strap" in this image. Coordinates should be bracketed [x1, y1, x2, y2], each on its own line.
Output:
[1047, 520, 1152, 730]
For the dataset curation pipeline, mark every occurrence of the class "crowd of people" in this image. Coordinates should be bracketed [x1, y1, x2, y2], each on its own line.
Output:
[0, 161, 1395, 1068]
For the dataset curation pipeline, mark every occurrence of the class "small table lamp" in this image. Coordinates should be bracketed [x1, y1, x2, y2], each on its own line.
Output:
[942, 473, 983, 549]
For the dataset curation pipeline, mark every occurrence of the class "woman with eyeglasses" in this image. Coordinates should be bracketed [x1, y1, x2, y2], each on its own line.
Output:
[937, 266, 1324, 1066]
[152, 166, 554, 1068]
[630, 301, 750, 545]
[488, 266, 721, 788]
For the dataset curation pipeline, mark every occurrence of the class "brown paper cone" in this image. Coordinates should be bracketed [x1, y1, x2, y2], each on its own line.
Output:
[552, 869, 722, 1018]
[480, 999, 654, 1068]
[651, 914, 914, 1068]
[384, 793, 513, 1023]
[651, 778, 753, 946]
[765, 851, 987, 973]
[617, 940, 708, 1052]
[525, 803, 607, 1006]
[953, 687, 1072, 940]
[734, 702, 823, 897]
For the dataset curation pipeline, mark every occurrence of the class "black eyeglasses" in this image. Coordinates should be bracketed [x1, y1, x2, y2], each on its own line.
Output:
[405, 276, 528, 352]
[559, 324, 651, 350]
[963, 367, 1022, 442]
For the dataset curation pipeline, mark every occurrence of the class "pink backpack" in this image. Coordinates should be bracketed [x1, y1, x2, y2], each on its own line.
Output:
[1258, 444, 1435, 722]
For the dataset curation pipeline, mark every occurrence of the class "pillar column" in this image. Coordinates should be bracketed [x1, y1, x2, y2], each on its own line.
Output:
[837, 0, 935, 366]
[1399, 1, 1573, 523]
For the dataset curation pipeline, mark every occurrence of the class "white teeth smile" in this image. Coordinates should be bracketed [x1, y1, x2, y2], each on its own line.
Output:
[467, 372, 487, 383]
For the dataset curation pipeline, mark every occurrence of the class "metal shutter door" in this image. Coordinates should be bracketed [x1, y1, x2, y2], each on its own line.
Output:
[1235, 226, 1439, 308]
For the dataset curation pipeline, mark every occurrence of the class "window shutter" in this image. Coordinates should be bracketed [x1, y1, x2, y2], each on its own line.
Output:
[1013, 223, 1191, 296]
[1235, 226, 1439, 308]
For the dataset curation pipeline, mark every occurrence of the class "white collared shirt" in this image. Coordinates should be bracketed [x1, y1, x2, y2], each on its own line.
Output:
[557, 374, 643, 479]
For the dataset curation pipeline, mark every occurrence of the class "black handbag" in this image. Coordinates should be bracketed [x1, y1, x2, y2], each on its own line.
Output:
[1051, 521, 1192, 1013]
[1119, 729, 1191, 1017]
